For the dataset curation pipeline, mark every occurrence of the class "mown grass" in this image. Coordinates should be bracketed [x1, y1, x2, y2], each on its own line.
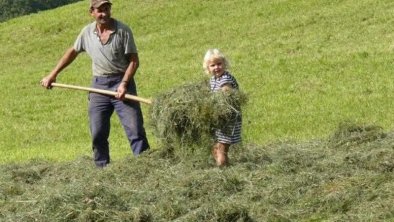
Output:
[1, 0, 394, 220]
[1, 122, 393, 221]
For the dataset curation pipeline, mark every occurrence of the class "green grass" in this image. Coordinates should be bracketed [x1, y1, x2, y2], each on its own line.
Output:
[2, 0, 394, 162]
[1, 0, 394, 220]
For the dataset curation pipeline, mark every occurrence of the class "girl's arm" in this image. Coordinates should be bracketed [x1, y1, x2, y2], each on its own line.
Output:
[221, 84, 232, 92]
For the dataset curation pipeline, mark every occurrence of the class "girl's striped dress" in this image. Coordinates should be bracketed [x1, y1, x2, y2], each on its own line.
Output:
[210, 71, 242, 144]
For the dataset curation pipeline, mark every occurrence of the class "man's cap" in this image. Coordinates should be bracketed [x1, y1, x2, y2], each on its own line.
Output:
[90, 0, 112, 8]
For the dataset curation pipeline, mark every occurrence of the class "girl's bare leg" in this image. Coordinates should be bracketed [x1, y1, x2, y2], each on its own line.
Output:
[212, 143, 230, 166]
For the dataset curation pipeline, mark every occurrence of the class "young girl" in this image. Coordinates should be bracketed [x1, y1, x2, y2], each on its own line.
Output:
[203, 49, 242, 167]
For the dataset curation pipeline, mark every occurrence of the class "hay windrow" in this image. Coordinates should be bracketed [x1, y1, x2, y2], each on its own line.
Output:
[2, 124, 394, 221]
[149, 80, 247, 153]
[328, 121, 387, 148]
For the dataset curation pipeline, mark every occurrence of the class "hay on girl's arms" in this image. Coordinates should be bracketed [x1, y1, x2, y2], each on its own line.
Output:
[149, 81, 248, 147]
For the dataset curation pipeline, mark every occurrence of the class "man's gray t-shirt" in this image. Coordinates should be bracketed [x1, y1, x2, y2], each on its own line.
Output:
[73, 20, 137, 76]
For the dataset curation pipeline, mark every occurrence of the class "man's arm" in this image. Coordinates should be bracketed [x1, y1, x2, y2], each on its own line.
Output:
[40, 47, 78, 89]
[116, 53, 139, 100]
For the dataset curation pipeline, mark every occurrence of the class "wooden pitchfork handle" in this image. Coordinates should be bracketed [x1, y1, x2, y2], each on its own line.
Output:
[51, 82, 152, 105]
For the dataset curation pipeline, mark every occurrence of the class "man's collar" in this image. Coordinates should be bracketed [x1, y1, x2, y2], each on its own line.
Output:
[93, 19, 117, 34]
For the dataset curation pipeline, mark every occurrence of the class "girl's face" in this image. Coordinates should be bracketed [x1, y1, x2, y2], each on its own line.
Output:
[207, 59, 225, 77]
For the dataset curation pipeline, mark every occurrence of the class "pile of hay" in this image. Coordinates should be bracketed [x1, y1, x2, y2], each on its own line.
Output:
[149, 80, 247, 153]
[328, 121, 386, 147]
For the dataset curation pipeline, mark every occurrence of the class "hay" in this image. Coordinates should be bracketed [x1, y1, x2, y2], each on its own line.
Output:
[328, 121, 386, 148]
[2, 129, 394, 221]
[149, 80, 247, 153]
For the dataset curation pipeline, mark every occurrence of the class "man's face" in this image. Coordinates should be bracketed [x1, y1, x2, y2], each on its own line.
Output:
[91, 3, 111, 24]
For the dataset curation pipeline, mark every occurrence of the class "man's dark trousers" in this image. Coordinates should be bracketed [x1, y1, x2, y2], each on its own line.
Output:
[89, 75, 150, 167]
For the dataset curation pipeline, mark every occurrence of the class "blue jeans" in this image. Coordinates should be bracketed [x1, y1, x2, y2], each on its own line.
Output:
[89, 75, 150, 167]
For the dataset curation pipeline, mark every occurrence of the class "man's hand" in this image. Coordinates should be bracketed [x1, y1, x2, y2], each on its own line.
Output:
[40, 76, 56, 89]
[115, 82, 128, 100]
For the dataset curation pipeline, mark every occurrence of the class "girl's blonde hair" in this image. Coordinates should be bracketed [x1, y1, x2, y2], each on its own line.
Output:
[202, 48, 230, 74]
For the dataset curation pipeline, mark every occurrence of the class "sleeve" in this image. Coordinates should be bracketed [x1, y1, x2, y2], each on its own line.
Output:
[73, 27, 87, 53]
[124, 26, 138, 54]
[219, 74, 234, 88]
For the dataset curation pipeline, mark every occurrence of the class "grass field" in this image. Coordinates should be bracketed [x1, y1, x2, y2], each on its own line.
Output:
[1, 0, 394, 162]
[1, 0, 394, 220]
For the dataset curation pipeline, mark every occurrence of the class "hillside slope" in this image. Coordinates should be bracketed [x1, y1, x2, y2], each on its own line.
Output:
[0, 0, 394, 220]
[1, 0, 394, 160]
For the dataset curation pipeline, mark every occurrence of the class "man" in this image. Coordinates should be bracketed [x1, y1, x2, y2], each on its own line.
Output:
[40, 0, 150, 167]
